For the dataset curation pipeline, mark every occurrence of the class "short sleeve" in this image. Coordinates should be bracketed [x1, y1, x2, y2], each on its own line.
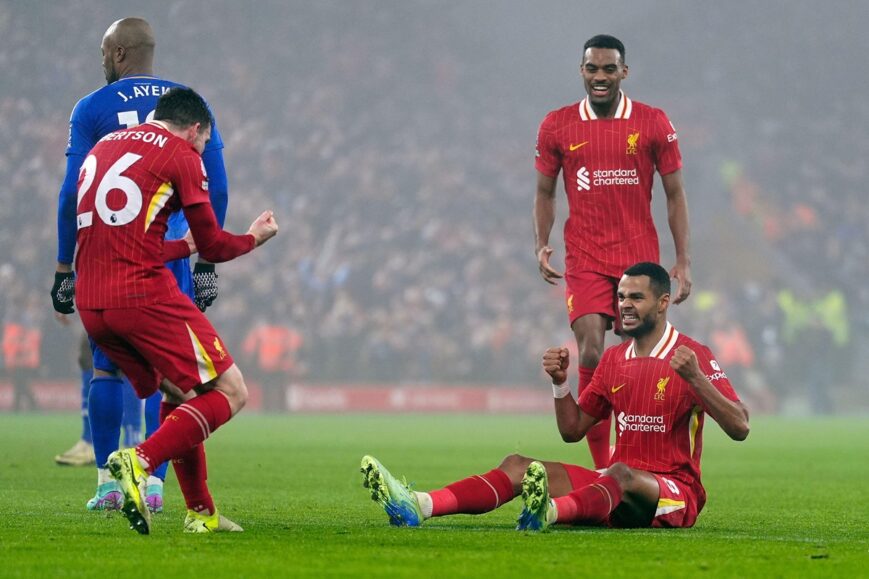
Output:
[695, 345, 741, 405]
[534, 111, 562, 178]
[653, 109, 682, 176]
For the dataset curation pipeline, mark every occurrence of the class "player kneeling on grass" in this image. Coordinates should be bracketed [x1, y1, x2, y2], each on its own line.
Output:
[362, 262, 749, 530]
[73, 87, 278, 534]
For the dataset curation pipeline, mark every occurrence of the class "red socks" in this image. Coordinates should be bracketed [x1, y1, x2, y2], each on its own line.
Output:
[580, 366, 612, 469]
[137, 390, 231, 473]
[156, 401, 215, 514]
[553, 475, 622, 524]
[173, 443, 213, 514]
[430, 469, 514, 516]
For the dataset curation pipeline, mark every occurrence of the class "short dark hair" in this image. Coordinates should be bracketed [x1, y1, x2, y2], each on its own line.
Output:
[584, 34, 626, 64]
[154, 87, 212, 130]
[623, 262, 670, 297]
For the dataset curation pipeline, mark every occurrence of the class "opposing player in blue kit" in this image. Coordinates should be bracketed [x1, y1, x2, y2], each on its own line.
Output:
[51, 17, 230, 513]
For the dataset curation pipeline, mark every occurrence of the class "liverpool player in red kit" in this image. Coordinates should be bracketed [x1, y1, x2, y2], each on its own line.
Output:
[534, 35, 693, 469]
[74, 87, 278, 534]
[361, 263, 748, 530]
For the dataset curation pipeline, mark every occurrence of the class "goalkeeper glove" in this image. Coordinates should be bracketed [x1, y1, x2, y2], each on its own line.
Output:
[51, 271, 76, 314]
[193, 263, 218, 312]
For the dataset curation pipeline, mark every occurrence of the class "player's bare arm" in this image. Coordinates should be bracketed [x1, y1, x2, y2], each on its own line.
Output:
[543, 347, 599, 442]
[661, 170, 692, 304]
[670, 345, 750, 441]
[534, 171, 563, 284]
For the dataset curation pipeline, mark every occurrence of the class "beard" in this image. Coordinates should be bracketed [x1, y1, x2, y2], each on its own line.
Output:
[621, 313, 657, 338]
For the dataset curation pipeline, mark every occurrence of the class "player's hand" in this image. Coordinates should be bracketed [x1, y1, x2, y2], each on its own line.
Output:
[670, 345, 703, 383]
[670, 261, 692, 304]
[51, 271, 76, 314]
[537, 246, 563, 285]
[542, 347, 570, 385]
[248, 210, 278, 247]
[193, 262, 218, 312]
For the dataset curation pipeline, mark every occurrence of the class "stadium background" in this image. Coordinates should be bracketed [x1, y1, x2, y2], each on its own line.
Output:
[2, 0, 867, 415]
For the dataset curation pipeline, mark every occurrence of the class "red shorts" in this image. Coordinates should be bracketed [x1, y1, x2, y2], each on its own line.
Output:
[563, 271, 621, 332]
[561, 464, 703, 528]
[648, 474, 703, 528]
[79, 294, 235, 398]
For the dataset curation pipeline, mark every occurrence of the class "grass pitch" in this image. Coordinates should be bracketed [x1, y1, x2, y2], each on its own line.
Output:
[0, 413, 866, 577]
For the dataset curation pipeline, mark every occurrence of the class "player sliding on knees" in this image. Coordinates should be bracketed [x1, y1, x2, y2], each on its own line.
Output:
[73, 87, 278, 534]
[362, 262, 748, 530]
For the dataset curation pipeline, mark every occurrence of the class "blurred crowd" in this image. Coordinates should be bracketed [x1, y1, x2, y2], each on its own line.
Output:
[0, 1, 863, 413]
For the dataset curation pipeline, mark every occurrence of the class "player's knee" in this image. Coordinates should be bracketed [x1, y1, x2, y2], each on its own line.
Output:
[577, 338, 604, 367]
[214, 365, 248, 414]
[602, 462, 633, 490]
[572, 318, 606, 366]
[233, 379, 249, 410]
[497, 454, 532, 483]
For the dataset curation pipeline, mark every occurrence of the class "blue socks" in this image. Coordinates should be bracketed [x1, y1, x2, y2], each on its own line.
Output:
[145, 390, 169, 481]
[80, 369, 93, 444]
[87, 375, 166, 481]
[121, 381, 143, 447]
[87, 376, 124, 467]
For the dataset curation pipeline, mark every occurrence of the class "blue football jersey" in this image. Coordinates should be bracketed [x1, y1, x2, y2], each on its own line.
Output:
[58, 75, 228, 297]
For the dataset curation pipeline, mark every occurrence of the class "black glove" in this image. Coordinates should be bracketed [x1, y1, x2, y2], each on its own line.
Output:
[192, 263, 218, 312]
[51, 271, 76, 314]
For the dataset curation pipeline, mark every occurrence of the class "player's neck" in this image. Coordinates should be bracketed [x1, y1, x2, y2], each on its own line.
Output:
[631, 321, 668, 357]
[590, 104, 615, 119]
[119, 65, 154, 79]
[588, 92, 621, 119]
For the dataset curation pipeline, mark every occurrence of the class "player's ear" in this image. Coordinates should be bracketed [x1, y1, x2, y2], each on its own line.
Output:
[658, 291, 670, 313]
[186, 122, 201, 142]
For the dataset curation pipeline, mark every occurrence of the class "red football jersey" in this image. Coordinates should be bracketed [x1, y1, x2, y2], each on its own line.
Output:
[75, 123, 238, 309]
[535, 92, 682, 278]
[578, 324, 739, 499]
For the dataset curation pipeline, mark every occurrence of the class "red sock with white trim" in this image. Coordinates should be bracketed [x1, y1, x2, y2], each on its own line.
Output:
[580, 366, 612, 469]
[137, 390, 232, 470]
[553, 475, 622, 524]
[428, 469, 515, 516]
[158, 402, 214, 514]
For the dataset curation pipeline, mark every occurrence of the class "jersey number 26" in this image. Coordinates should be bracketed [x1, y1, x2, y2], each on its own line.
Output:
[77, 153, 144, 230]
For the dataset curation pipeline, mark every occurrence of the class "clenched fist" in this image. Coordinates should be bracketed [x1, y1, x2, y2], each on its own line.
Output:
[542, 347, 570, 385]
[669, 345, 703, 383]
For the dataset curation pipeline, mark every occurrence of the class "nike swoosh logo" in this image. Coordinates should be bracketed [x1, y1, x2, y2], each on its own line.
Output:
[611, 383, 626, 394]
[569, 141, 589, 151]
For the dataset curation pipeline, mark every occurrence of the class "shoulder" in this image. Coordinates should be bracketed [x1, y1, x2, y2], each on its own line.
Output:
[675, 334, 716, 360]
[69, 85, 113, 120]
[627, 99, 666, 117]
[630, 100, 675, 128]
[602, 341, 631, 365]
[540, 102, 581, 128]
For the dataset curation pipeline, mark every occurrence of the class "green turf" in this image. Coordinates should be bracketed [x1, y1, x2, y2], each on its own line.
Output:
[0, 414, 866, 577]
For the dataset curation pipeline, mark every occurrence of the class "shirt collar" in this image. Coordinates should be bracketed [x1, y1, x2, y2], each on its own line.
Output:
[625, 322, 679, 360]
[579, 90, 632, 121]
